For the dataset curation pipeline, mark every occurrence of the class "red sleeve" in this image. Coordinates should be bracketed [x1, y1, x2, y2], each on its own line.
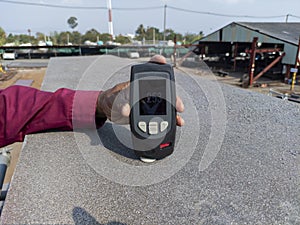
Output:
[0, 86, 106, 147]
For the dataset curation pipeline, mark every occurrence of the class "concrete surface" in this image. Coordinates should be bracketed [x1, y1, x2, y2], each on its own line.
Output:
[14, 79, 33, 87]
[1, 55, 299, 224]
[2, 59, 49, 68]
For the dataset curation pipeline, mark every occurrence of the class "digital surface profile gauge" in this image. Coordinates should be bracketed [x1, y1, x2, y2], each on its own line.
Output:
[130, 62, 176, 161]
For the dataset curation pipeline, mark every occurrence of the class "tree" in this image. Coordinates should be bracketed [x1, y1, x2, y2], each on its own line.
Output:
[0, 23, 203, 47]
[6, 33, 14, 44]
[98, 33, 113, 43]
[82, 29, 100, 43]
[135, 24, 146, 41]
[115, 35, 131, 45]
[36, 32, 45, 42]
[145, 27, 160, 41]
[16, 34, 32, 44]
[0, 27, 6, 45]
[183, 32, 204, 44]
[72, 31, 82, 45]
[67, 16, 78, 30]
[164, 28, 176, 41]
[49, 31, 59, 45]
[57, 31, 69, 45]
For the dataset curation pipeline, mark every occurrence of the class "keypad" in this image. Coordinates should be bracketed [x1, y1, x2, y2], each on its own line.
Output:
[137, 121, 169, 135]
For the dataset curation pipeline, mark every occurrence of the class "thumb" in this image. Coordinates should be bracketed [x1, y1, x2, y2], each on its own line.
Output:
[121, 103, 131, 117]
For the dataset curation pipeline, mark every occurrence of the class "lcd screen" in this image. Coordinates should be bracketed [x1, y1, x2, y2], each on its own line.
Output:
[139, 79, 166, 115]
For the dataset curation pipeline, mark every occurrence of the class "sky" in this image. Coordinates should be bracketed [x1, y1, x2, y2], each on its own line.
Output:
[1, 0, 300, 37]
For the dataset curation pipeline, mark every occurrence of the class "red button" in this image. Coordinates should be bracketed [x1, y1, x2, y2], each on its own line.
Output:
[160, 143, 171, 149]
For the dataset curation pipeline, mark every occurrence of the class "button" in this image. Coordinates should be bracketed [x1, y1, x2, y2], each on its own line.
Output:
[160, 121, 169, 132]
[149, 122, 158, 135]
[160, 142, 171, 149]
[138, 121, 147, 133]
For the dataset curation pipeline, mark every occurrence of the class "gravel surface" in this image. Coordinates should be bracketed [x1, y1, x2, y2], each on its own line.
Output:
[1, 55, 299, 225]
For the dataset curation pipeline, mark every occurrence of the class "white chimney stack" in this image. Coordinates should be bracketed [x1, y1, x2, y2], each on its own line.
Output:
[106, 0, 114, 39]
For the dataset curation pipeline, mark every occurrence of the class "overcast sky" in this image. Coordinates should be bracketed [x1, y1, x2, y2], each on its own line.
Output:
[1, 0, 300, 36]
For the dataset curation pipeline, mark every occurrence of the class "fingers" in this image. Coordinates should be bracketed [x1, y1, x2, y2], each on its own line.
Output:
[176, 115, 185, 127]
[176, 97, 185, 126]
[97, 81, 130, 122]
[111, 81, 130, 93]
[99, 55, 186, 127]
[110, 85, 130, 124]
[111, 99, 130, 124]
[176, 96, 184, 113]
[149, 55, 167, 64]
[121, 103, 130, 117]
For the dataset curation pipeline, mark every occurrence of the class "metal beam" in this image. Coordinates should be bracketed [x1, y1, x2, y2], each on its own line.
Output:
[248, 37, 258, 86]
[291, 36, 300, 91]
[245, 48, 282, 54]
[253, 52, 286, 82]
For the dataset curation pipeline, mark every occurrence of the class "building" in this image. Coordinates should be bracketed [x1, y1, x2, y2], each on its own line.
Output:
[193, 22, 300, 86]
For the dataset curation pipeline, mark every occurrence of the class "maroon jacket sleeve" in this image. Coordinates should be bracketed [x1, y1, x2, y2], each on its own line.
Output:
[0, 85, 106, 147]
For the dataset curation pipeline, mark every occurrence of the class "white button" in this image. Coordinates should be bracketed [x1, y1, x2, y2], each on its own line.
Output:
[160, 121, 169, 132]
[149, 122, 158, 135]
[138, 121, 147, 133]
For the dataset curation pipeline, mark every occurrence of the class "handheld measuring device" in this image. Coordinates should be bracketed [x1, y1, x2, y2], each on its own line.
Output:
[130, 62, 176, 161]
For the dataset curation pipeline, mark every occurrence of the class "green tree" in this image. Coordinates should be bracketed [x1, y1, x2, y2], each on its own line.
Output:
[82, 29, 100, 43]
[164, 28, 176, 41]
[71, 31, 82, 45]
[67, 16, 78, 30]
[36, 32, 45, 42]
[49, 31, 59, 45]
[145, 27, 160, 42]
[98, 33, 112, 43]
[16, 34, 32, 44]
[6, 33, 14, 44]
[57, 31, 69, 45]
[55, 31, 81, 45]
[183, 32, 204, 44]
[135, 24, 146, 41]
[0, 27, 6, 45]
[114, 35, 131, 45]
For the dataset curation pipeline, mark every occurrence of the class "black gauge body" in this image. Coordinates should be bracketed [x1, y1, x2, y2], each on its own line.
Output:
[130, 63, 176, 160]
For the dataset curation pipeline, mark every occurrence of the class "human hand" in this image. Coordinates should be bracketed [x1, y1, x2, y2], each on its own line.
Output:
[96, 55, 185, 126]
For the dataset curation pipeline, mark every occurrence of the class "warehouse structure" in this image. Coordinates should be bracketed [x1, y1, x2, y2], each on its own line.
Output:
[193, 22, 300, 87]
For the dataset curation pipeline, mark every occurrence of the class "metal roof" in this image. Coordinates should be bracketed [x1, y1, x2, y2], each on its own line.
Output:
[199, 22, 300, 64]
[235, 22, 300, 45]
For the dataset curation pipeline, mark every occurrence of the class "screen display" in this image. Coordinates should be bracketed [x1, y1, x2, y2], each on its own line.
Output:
[139, 79, 166, 115]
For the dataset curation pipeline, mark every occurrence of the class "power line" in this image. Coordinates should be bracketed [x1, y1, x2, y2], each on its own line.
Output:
[0, 0, 162, 10]
[167, 5, 287, 19]
[290, 14, 300, 20]
[114, 6, 162, 11]
[0, 0, 107, 9]
[0, 0, 299, 20]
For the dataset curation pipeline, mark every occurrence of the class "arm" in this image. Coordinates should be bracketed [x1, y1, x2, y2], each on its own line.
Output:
[0, 55, 184, 148]
[0, 86, 106, 147]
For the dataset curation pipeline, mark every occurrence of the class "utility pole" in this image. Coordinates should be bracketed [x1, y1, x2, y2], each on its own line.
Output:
[285, 14, 290, 23]
[153, 28, 156, 45]
[163, 4, 167, 42]
[107, 0, 114, 40]
[28, 29, 31, 43]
